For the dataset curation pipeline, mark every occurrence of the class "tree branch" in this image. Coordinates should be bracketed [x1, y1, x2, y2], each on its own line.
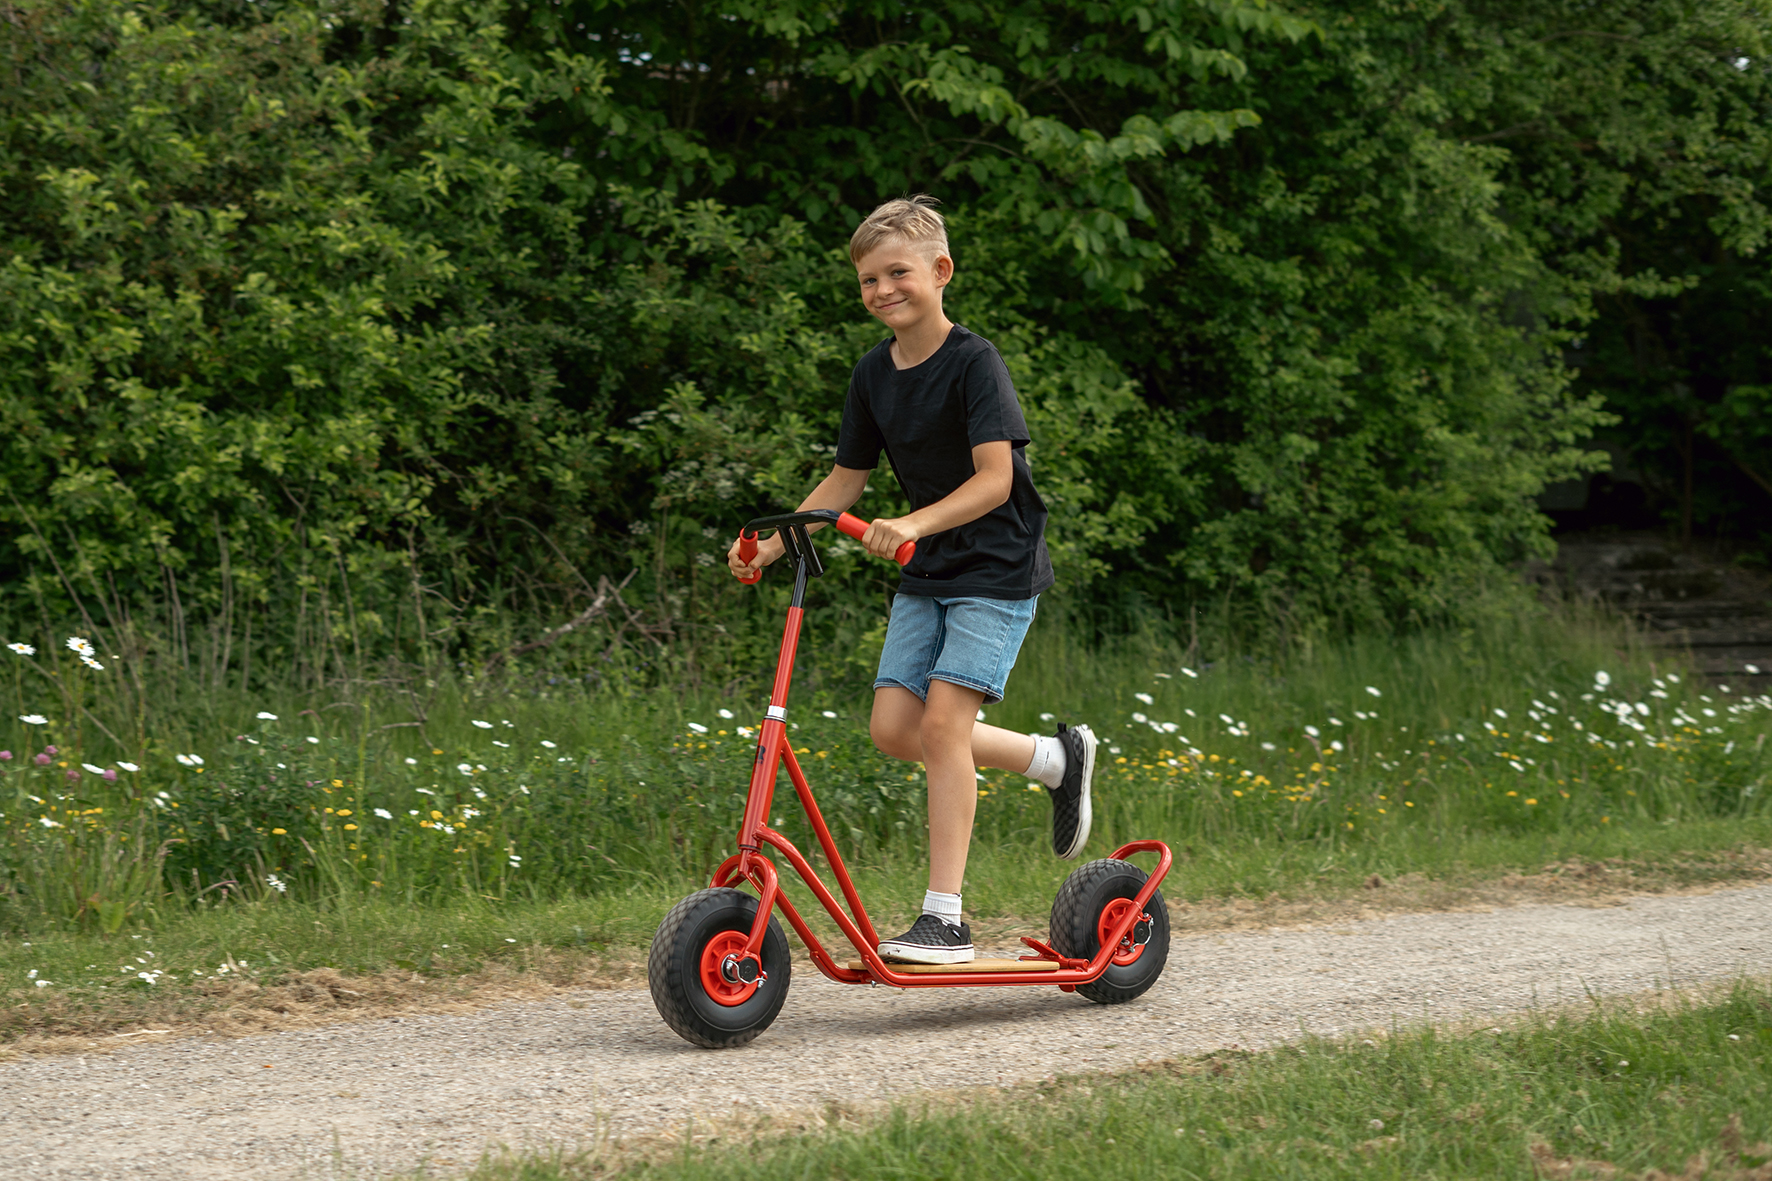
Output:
[482, 570, 637, 671]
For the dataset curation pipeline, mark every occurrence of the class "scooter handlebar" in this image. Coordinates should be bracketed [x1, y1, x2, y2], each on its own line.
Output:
[733, 511, 915, 584]
[737, 530, 762, 584]
[834, 512, 917, 566]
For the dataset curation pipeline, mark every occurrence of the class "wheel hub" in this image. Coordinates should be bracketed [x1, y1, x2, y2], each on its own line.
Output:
[1098, 898, 1153, 967]
[699, 931, 765, 1006]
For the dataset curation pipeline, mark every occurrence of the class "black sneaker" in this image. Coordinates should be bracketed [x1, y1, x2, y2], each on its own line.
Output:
[878, 914, 974, 965]
[1048, 723, 1096, 859]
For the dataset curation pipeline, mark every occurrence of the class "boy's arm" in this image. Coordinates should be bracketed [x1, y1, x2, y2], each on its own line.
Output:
[727, 464, 871, 580]
[859, 440, 1012, 561]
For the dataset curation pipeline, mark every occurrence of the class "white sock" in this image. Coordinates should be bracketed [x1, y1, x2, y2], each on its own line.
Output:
[922, 889, 962, 924]
[1024, 733, 1068, 788]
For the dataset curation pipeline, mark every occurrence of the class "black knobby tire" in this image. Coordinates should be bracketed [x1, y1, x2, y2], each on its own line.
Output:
[1050, 858, 1170, 1004]
[649, 887, 792, 1048]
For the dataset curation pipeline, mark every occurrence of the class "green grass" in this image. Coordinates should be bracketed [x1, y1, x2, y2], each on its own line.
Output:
[453, 982, 1772, 1181]
[3, 601, 1770, 1036]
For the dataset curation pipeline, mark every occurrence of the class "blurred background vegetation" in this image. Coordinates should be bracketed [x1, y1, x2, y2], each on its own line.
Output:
[3, 0, 1766, 684]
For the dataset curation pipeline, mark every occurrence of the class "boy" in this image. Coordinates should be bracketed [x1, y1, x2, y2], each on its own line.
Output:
[728, 195, 1097, 965]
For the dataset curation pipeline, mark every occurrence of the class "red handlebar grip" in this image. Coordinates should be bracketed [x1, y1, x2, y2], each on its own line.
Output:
[835, 513, 916, 566]
[737, 530, 761, 584]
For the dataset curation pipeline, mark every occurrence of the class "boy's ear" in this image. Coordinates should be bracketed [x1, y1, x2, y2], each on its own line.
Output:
[934, 253, 954, 286]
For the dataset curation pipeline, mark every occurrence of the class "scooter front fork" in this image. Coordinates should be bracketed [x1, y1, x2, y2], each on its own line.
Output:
[710, 851, 782, 977]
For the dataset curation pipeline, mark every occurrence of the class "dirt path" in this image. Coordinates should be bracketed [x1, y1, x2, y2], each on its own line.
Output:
[5, 884, 1770, 1180]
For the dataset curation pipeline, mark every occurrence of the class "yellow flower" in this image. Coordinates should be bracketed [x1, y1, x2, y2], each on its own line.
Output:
[272, 828, 287, 835]
[344, 823, 357, 830]
[336, 809, 352, 817]
[431, 810, 443, 820]
[331, 779, 344, 788]
[1525, 798, 1537, 806]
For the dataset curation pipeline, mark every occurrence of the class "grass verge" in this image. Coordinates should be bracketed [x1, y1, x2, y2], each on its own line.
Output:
[453, 981, 1772, 1180]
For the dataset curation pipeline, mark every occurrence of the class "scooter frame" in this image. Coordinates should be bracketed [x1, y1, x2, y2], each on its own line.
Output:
[709, 509, 1172, 999]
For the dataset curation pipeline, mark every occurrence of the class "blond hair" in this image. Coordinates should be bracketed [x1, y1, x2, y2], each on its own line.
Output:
[849, 194, 949, 265]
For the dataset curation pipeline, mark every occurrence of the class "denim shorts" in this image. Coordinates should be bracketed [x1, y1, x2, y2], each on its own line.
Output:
[874, 594, 1038, 705]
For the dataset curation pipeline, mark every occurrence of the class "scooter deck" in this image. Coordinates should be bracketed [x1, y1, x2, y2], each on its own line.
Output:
[846, 958, 1060, 974]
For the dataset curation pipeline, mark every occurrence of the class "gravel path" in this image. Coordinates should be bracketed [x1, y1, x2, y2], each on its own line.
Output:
[5, 884, 1770, 1180]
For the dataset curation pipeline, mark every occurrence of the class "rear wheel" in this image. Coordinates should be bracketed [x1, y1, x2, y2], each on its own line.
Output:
[1050, 858, 1169, 1004]
[649, 887, 791, 1048]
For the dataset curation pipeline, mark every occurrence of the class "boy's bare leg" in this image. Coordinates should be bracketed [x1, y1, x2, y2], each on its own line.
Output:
[869, 686, 1037, 771]
[918, 679, 990, 894]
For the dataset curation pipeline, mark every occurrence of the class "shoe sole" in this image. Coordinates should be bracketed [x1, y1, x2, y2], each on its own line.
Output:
[1058, 724, 1095, 860]
[877, 943, 976, 965]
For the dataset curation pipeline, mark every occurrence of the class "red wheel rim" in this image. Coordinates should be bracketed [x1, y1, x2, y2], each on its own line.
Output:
[1097, 898, 1147, 967]
[698, 931, 759, 1007]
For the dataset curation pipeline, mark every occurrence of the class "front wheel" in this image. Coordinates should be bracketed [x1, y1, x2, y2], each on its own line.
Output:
[1050, 858, 1170, 1004]
[649, 887, 792, 1048]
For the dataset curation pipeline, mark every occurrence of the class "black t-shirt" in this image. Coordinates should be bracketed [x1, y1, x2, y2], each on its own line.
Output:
[835, 324, 1054, 600]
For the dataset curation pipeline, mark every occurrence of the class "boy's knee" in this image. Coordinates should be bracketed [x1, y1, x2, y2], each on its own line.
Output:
[917, 707, 971, 756]
[871, 718, 918, 762]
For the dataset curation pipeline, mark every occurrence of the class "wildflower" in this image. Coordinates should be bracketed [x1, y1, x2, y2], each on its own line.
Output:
[1261, 742, 1276, 751]
[540, 740, 557, 748]
[1328, 717, 1342, 726]
[1132, 712, 1148, 724]
[1365, 686, 1381, 697]
[1154, 672, 1172, 680]
[0, 751, 8, 760]
[1180, 667, 1198, 678]
[492, 740, 509, 747]
[976, 709, 986, 721]
[266, 874, 287, 894]
[19, 714, 47, 725]
[66, 636, 94, 656]
[1304, 725, 1319, 738]
[257, 711, 278, 720]
[502, 720, 514, 727]
[1161, 721, 1178, 733]
[404, 757, 417, 765]
[457, 763, 473, 774]
[821, 709, 838, 718]
[117, 761, 138, 772]
[1039, 712, 1055, 722]
[718, 709, 734, 719]
[34, 752, 51, 765]
[1595, 670, 1611, 688]
[305, 736, 319, 744]
[81, 655, 104, 670]
[1749, 664, 1762, 675]
[1219, 713, 1233, 725]
[81, 763, 104, 774]
[374, 808, 392, 819]
[736, 726, 754, 737]
[103, 768, 117, 781]
[35, 979, 51, 989]
[38, 817, 63, 828]
[271, 827, 286, 835]
[175, 753, 204, 767]
[343, 823, 357, 830]
[688, 722, 709, 734]
[7, 642, 35, 656]
[65, 768, 80, 781]
[472, 719, 494, 729]
[1135, 692, 1154, 705]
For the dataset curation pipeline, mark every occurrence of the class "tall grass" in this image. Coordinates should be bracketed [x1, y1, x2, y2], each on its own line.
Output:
[2, 602, 1769, 936]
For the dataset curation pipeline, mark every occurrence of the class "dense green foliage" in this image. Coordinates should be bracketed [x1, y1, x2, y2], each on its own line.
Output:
[1, 0, 1765, 680]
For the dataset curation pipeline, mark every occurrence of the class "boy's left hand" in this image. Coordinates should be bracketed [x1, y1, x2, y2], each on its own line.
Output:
[861, 516, 918, 561]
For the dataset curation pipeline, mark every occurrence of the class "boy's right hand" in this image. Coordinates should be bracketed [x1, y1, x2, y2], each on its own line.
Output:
[728, 532, 784, 582]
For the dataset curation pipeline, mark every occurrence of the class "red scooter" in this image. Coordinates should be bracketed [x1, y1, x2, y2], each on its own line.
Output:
[649, 510, 1173, 1047]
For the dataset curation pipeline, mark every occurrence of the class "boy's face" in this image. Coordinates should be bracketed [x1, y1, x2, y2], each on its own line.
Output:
[855, 241, 952, 333]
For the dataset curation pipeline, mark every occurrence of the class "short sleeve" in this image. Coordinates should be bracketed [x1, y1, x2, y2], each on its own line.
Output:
[834, 369, 884, 470]
[963, 347, 1030, 448]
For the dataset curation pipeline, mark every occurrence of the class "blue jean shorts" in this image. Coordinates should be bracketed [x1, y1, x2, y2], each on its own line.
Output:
[874, 594, 1038, 705]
